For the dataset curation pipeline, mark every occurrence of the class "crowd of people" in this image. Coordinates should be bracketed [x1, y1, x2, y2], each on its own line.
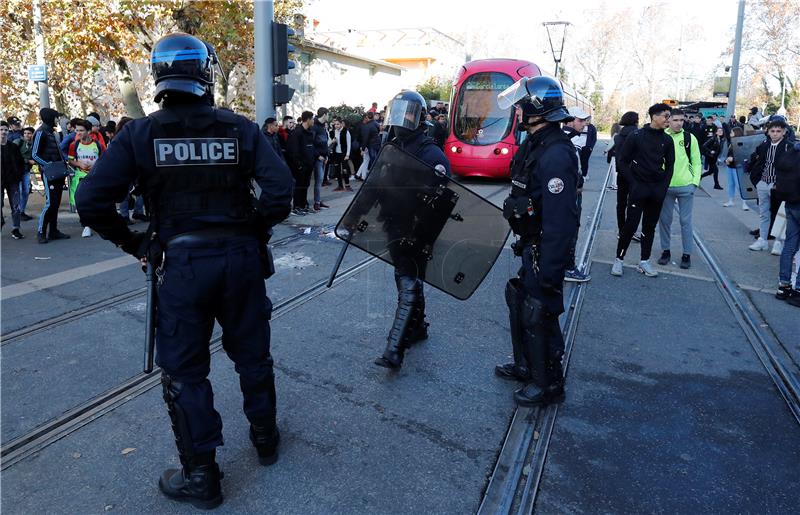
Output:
[605, 104, 800, 308]
[261, 101, 449, 216]
[0, 110, 137, 242]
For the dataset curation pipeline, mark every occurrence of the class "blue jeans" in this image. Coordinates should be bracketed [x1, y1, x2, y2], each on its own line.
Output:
[18, 171, 31, 213]
[726, 166, 738, 202]
[313, 159, 324, 204]
[119, 194, 144, 218]
[779, 202, 800, 289]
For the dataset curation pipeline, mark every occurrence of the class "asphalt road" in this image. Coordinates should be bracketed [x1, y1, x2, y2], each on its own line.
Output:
[2, 141, 797, 514]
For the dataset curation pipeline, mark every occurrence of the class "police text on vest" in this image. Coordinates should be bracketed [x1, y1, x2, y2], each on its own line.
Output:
[154, 138, 239, 167]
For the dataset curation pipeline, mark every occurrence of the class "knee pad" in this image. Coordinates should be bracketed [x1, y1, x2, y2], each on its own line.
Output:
[521, 294, 544, 329]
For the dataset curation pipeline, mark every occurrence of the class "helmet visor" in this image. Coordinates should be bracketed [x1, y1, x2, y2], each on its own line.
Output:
[385, 99, 423, 130]
[497, 78, 542, 110]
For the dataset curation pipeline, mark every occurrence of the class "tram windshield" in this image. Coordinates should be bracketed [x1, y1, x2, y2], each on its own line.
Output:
[453, 72, 516, 146]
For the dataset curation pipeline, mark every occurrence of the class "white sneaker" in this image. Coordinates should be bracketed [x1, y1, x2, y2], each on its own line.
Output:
[771, 240, 784, 256]
[722, 201, 733, 207]
[742, 202, 750, 211]
[749, 238, 768, 251]
[611, 258, 624, 276]
[637, 260, 658, 277]
[81, 227, 92, 238]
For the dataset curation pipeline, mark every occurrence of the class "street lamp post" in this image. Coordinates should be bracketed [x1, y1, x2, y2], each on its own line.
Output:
[542, 21, 571, 78]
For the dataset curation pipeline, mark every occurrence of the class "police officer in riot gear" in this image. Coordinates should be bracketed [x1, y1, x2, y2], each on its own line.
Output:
[494, 76, 579, 406]
[76, 33, 293, 509]
[373, 90, 451, 369]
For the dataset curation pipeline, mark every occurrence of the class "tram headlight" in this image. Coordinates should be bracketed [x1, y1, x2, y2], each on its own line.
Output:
[451, 145, 458, 153]
[500, 148, 509, 155]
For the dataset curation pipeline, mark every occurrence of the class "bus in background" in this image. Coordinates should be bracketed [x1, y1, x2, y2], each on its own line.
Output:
[445, 59, 592, 179]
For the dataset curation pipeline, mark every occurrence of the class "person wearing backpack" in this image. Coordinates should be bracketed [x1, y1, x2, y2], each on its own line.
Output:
[67, 119, 104, 237]
[657, 109, 702, 269]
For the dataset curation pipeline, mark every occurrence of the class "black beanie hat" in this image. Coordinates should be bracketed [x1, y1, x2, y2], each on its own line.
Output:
[39, 107, 60, 127]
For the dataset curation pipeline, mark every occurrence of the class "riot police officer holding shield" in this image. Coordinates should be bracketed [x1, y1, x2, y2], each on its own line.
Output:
[372, 90, 451, 369]
[76, 33, 293, 508]
[494, 76, 579, 406]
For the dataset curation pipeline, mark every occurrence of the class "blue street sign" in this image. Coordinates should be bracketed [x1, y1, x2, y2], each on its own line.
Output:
[28, 65, 47, 82]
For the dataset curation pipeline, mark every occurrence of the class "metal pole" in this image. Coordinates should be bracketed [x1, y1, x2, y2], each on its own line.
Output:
[32, 0, 50, 109]
[727, 0, 745, 120]
[255, 0, 274, 124]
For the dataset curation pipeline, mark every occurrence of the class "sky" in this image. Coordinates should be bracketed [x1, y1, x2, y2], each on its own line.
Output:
[305, 0, 743, 100]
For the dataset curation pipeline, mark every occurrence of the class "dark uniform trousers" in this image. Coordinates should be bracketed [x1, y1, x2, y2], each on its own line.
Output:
[513, 245, 565, 386]
[156, 235, 275, 453]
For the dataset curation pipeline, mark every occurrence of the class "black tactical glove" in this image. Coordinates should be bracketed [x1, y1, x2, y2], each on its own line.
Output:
[120, 231, 146, 259]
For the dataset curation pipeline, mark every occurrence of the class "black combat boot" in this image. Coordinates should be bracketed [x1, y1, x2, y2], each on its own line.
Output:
[375, 276, 420, 369]
[514, 358, 565, 407]
[249, 419, 280, 466]
[159, 372, 223, 509]
[159, 451, 223, 510]
[404, 297, 429, 346]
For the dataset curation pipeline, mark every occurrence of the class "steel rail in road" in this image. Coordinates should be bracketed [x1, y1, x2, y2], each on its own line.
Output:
[1, 184, 510, 471]
[0, 252, 377, 470]
[0, 227, 330, 346]
[693, 229, 800, 425]
[478, 164, 613, 515]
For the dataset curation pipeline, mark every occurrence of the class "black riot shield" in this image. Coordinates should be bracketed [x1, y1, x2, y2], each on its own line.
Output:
[335, 143, 510, 300]
[731, 135, 765, 200]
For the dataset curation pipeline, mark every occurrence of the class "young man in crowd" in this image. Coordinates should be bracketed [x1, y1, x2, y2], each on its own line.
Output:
[328, 117, 352, 192]
[657, 109, 702, 269]
[33, 107, 71, 243]
[774, 140, 800, 307]
[747, 119, 791, 252]
[562, 106, 593, 283]
[262, 117, 284, 162]
[359, 112, 381, 169]
[1, 121, 26, 239]
[613, 103, 675, 277]
[67, 120, 104, 237]
[16, 126, 36, 220]
[311, 107, 331, 207]
[279, 116, 294, 156]
[6, 116, 23, 142]
[287, 111, 316, 215]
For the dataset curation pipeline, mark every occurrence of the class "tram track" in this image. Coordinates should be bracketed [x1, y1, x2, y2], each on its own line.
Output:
[478, 168, 799, 513]
[0, 252, 378, 470]
[1, 182, 510, 471]
[0, 226, 331, 346]
[693, 230, 800, 424]
[478, 164, 612, 515]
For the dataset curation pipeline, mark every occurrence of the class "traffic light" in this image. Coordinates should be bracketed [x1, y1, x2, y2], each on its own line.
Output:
[272, 22, 295, 77]
[273, 83, 295, 106]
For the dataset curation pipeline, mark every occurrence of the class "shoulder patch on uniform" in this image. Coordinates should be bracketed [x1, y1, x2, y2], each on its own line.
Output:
[153, 138, 239, 167]
[547, 177, 564, 194]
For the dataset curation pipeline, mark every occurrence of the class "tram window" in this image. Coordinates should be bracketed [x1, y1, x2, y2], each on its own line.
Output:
[454, 72, 516, 146]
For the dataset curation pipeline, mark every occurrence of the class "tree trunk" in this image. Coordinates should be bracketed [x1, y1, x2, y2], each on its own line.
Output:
[53, 89, 69, 116]
[113, 56, 146, 118]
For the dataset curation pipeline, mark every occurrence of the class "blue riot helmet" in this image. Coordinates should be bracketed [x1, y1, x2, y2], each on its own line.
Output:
[497, 76, 573, 123]
[385, 90, 428, 130]
[151, 33, 218, 102]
